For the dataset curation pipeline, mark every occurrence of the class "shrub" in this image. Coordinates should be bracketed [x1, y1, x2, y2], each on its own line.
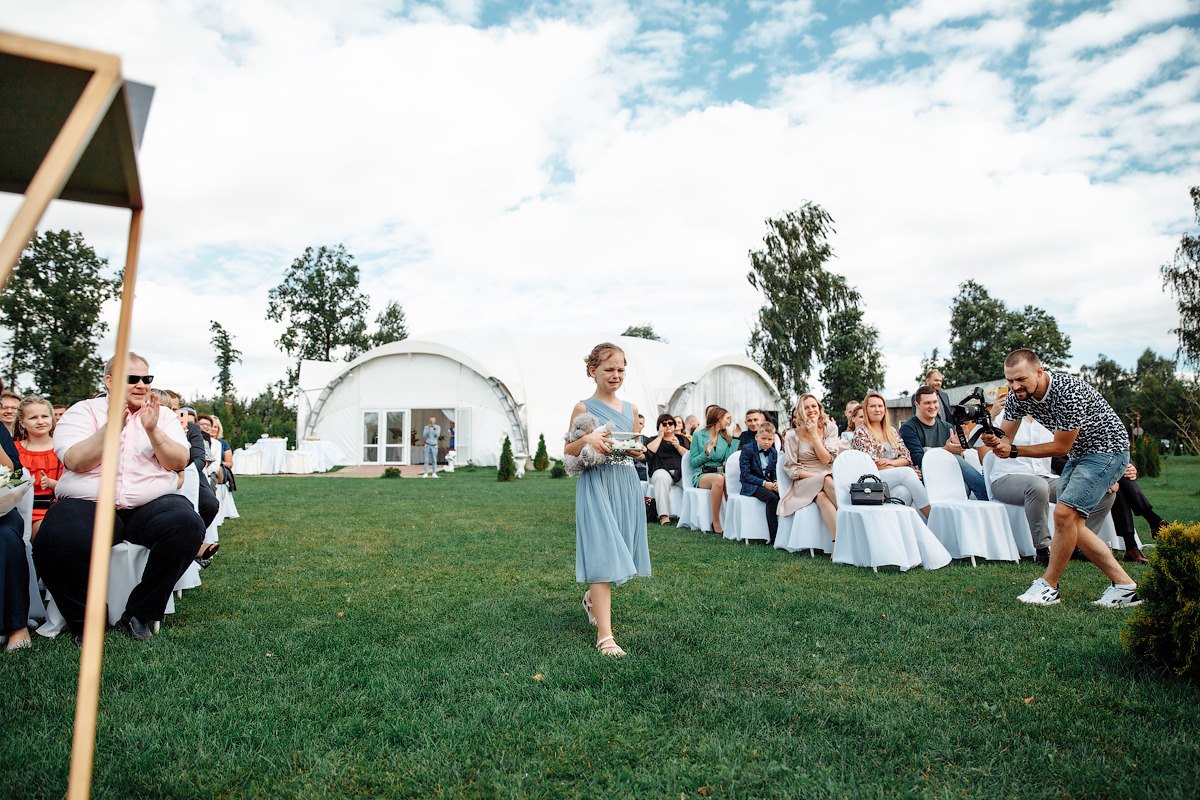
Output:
[466, 459, 476, 472]
[498, 436, 516, 482]
[1133, 434, 1162, 478]
[1121, 521, 1200, 682]
[381, 467, 402, 479]
[550, 461, 567, 479]
[534, 434, 550, 471]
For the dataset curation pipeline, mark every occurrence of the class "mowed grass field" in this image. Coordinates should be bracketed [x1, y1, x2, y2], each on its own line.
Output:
[2, 459, 1199, 799]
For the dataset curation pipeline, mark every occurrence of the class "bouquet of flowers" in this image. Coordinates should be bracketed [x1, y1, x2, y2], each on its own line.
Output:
[0, 465, 32, 516]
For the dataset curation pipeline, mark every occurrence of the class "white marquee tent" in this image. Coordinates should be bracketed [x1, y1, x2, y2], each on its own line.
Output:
[297, 329, 783, 467]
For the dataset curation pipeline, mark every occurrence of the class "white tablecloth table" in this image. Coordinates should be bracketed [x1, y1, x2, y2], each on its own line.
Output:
[248, 438, 287, 474]
[232, 449, 262, 476]
[284, 451, 313, 474]
[297, 440, 348, 472]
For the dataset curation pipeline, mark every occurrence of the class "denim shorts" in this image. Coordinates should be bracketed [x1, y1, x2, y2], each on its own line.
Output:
[1057, 451, 1130, 516]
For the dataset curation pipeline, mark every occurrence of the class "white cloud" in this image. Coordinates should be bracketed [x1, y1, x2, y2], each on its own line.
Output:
[738, 0, 824, 51]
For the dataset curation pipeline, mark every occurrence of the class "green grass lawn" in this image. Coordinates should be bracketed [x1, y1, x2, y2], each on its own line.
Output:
[3, 461, 1199, 799]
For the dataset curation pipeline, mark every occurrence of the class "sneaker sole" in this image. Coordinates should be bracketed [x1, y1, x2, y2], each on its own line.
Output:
[1017, 595, 1060, 606]
[1093, 598, 1142, 608]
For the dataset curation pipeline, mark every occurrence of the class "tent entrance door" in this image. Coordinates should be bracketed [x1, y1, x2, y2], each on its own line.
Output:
[362, 409, 408, 465]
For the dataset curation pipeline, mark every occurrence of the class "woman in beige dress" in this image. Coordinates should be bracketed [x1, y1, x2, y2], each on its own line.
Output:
[778, 393, 839, 540]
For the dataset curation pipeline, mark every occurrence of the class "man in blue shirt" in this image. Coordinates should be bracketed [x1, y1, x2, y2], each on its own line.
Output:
[422, 417, 441, 478]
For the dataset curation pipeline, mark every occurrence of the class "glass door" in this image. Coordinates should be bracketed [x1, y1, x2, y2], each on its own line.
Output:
[362, 412, 380, 464]
[385, 410, 407, 464]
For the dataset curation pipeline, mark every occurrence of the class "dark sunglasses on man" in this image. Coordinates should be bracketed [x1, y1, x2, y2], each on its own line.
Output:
[126, 374, 154, 385]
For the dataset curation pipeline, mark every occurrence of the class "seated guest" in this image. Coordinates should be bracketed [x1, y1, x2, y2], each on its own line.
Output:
[52, 404, 67, 424]
[779, 394, 839, 541]
[171, 400, 220, 530]
[684, 415, 700, 436]
[738, 409, 765, 448]
[840, 402, 863, 447]
[739, 421, 780, 544]
[32, 353, 204, 642]
[837, 400, 857, 435]
[0, 381, 30, 652]
[900, 386, 988, 500]
[689, 406, 738, 535]
[211, 416, 235, 489]
[0, 392, 19, 437]
[14, 395, 63, 539]
[632, 414, 649, 481]
[1109, 463, 1165, 563]
[851, 392, 932, 518]
[644, 413, 689, 525]
[673, 415, 690, 448]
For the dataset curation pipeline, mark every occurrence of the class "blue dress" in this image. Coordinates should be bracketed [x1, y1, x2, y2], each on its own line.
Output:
[575, 398, 651, 585]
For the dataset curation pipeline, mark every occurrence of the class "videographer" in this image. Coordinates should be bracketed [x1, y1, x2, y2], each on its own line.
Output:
[899, 386, 988, 500]
[982, 350, 1138, 608]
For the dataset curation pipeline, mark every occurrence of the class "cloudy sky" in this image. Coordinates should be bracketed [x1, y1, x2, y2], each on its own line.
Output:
[3, 0, 1199, 402]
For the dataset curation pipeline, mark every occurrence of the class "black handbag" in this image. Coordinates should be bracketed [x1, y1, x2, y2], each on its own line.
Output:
[850, 474, 890, 505]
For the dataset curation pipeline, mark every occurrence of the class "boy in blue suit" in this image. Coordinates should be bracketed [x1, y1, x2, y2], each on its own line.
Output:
[739, 421, 780, 544]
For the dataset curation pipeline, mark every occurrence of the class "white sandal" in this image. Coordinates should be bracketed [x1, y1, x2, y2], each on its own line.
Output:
[596, 635, 625, 657]
[582, 591, 596, 625]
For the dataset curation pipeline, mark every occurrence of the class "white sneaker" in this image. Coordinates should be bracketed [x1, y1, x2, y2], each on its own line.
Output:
[1092, 584, 1141, 608]
[421, 474, 428, 478]
[1017, 578, 1060, 606]
[431, 473, 439, 478]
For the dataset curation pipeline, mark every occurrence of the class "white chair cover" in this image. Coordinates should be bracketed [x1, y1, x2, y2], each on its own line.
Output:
[962, 448, 982, 472]
[773, 453, 833, 555]
[645, 475, 684, 517]
[922, 449, 1019, 565]
[283, 451, 313, 474]
[830, 450, 951, 572]
[39, 542, 178, 638]
[981, 452, 1037, 556]
[216, 482, 239, 521]
[232, 448, 262, 475]
[722, 450, 770, 544]
[18, 470, 46, 622]
[675, 452, 723, 532]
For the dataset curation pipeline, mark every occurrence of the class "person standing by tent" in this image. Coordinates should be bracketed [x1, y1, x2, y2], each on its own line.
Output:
[566, 342, 651, 657]
[422, 417, 440, 478]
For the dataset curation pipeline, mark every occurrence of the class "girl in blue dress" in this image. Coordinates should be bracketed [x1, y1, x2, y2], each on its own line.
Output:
[564, 343, 651, 657]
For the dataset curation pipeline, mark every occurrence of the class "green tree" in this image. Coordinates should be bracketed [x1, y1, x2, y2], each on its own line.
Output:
[0, 229, 121, 402]
[267, 244, 370, 385]
[533, 434, 549, 471]
[210, 321, 242, 402]
[819, 306, 885, 415]
[621, 324, 665, 342]
[1161, 186, 1200, 368]
[939, 280, 1071, 385]
[497, 436, 516, 482]
[370, 300, 409, 348]
[746, 203, 858, 400]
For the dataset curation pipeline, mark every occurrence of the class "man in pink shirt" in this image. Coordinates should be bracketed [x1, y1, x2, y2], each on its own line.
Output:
[32, 352, 204, 642]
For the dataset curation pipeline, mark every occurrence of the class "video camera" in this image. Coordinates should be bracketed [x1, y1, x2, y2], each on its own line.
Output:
[949, 387, 1002, 450]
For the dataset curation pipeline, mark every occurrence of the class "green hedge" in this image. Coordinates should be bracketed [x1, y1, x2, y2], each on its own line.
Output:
[1121, 521, 1200, 682]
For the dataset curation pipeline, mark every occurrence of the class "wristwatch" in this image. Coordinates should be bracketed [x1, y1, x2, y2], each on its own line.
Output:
[1008, 444, 1019, 459]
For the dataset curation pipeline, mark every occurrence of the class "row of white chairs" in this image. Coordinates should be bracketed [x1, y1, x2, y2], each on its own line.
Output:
[651, 445, 1134, 572]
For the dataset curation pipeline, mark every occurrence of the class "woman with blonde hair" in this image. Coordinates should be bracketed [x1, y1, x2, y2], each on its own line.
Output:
[688, 405, 738, 535]
[850, 391, 931, 517]
[779, 393, 839, 539]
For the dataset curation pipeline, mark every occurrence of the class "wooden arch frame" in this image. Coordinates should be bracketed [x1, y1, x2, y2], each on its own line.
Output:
[0, 31, 154, 800]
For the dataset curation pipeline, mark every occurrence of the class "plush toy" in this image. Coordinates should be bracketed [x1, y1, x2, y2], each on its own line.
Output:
[562, 413, 615, 476]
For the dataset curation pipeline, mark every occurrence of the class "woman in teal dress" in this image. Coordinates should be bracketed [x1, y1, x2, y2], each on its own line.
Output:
[565, 343, 651, 657]
[688, 406, 739, 535]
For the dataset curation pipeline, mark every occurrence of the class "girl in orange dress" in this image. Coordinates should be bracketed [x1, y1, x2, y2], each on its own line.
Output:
[14, 396, 62, 539]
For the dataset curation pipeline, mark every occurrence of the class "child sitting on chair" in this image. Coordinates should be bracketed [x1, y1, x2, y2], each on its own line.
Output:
[738, 422, 780, 545]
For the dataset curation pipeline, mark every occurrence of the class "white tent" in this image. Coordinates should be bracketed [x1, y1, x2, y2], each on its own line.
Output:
[297, 329, 782, 467]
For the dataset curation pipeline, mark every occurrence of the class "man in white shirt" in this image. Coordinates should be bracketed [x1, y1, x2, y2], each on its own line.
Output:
[32, 353, 204, 642]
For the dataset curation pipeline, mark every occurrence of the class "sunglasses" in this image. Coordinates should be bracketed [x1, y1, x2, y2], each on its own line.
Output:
[125, 374, 154, 385]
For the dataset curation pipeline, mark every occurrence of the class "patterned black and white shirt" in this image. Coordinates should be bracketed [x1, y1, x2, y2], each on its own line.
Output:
[1003, 372, 1129, 459]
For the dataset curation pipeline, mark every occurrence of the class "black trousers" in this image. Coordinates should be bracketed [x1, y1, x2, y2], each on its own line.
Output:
[750, 486, 780, 543]
[0, 508, 28, 632]
[32, 494, 205, 634]
[1109, 476, 1154, 550]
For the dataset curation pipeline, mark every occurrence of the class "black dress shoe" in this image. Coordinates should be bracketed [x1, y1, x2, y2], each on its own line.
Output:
[1034, 548, 1050, 567]
[115, 614, 153, 642]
